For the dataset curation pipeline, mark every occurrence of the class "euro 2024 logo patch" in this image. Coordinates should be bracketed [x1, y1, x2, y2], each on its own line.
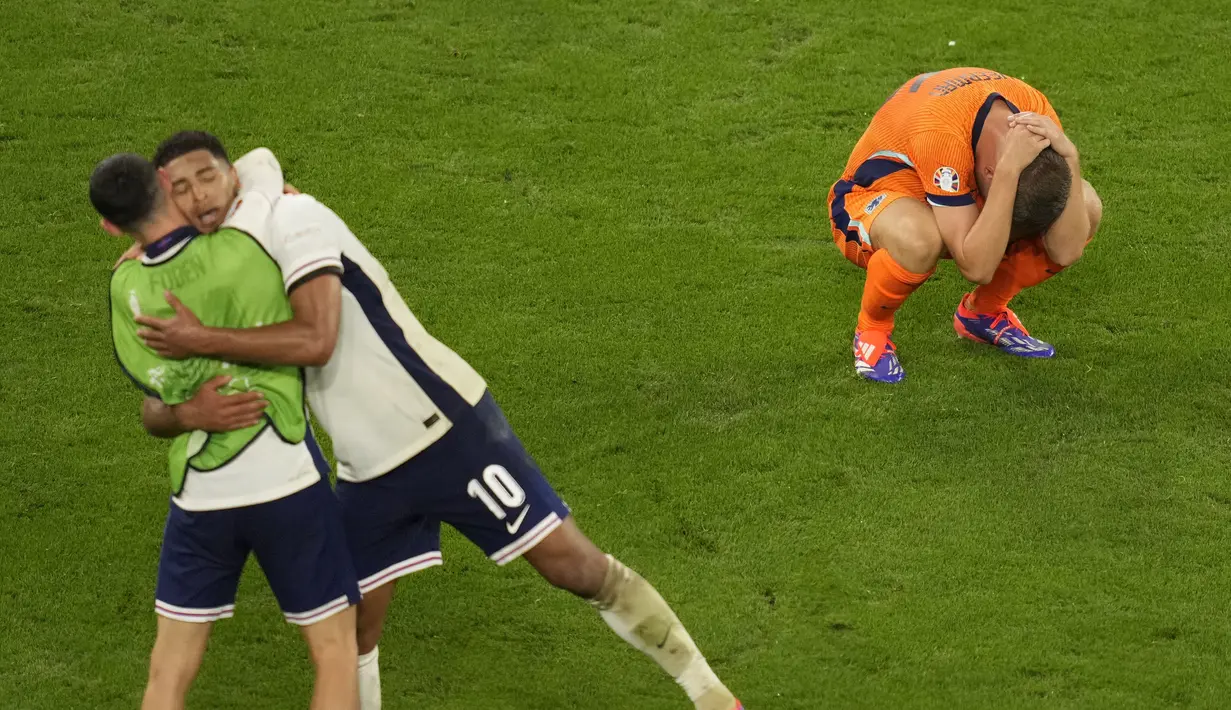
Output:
[933, 166, 961, 193]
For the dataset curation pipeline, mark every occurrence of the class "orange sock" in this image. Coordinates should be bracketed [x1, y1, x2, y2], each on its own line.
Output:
[969, 238, 1065, 314]
[857, 249, 933, 332]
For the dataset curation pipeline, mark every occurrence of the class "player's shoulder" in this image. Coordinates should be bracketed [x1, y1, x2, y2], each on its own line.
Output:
[272, 193, 336, 222]
[110, 258, 141, 296]
[210, 225, 253, 240]
[272, 193, 356, 244]
[206, 226, 267, 254]
[111, 244, 171, 284]
[194, 227, 280, 276]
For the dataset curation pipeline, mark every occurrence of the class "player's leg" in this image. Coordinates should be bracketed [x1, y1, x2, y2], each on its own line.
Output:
[144, 502, 245, 709]
[248, 477, 363, 710]
[521, 517, 606, 595]
[448, 392, 741, 710]
[336, 464, 445, 710]
[355, 582, 397, 655]
[957, 180, 1102, 355]
[866, 196, 946, 275]
[831, 180, 939, 383]
[355, 583, 395, 710]
[142, 618, 212, 710]
[299, 607, 360, 710]
[523, 522, 740, 710]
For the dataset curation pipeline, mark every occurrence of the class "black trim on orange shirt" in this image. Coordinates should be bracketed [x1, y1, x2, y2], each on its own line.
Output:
[926, 193, 977, 208]
[970, 93, 1021, 156]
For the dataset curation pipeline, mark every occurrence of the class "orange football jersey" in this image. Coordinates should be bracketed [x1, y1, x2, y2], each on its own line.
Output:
[840, 68, 1060, 208]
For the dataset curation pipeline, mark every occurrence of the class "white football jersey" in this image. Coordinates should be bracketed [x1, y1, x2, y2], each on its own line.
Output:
[230, 150, 487, 482]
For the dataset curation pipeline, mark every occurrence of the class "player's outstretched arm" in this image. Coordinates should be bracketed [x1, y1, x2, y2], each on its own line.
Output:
[934, 126, 1050, 284]
[140, 376, 268, 438]
[136, 275, 341, 368]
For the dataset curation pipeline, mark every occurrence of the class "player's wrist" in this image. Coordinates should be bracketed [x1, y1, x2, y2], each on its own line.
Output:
[170, 401, 198, 431]
[994, 162, 1024, 183]
[189, 328, 222, 358]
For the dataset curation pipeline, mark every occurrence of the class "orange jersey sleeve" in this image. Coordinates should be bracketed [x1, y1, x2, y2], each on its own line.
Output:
[909, 130, 977, 208]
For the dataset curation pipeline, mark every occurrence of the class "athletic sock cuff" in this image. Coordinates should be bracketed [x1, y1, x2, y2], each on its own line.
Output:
[880, 251, 934, 284]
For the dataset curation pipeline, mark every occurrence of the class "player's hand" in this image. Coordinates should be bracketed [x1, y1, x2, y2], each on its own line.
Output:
[173, 375, 267, 432]
[135, 291, 207, 359]
[997, 124, 1051, 176]
[1009, 112, 1077, 160]
[283, 183, 301, 195]
[113, 242, 144, 269]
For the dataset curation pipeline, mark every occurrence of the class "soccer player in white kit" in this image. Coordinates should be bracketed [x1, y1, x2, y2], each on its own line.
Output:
[130, 132, 743, 710]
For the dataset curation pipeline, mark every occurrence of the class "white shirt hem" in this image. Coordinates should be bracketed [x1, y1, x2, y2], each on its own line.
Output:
[172, 471, 320, 512]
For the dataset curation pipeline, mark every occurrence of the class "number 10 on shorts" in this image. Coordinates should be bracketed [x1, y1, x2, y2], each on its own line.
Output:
[467, 465, 526, 520]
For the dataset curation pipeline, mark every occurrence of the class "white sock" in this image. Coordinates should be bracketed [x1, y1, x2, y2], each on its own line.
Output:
[590, 555, 732, 707]
[358, 646, 381, 710]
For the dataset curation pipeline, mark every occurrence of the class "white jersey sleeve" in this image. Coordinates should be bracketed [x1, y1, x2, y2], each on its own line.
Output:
[222, 147, 283, 245]
[227, 150, 343, 292]
[232, 147, 284, 202]
[270, 195, 345, 292]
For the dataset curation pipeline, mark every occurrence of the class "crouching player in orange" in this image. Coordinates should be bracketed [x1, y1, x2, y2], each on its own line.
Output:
[827, 68, 1103, 382]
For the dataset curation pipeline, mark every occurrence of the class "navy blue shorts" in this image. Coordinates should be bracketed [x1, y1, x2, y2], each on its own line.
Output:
[336, 391, 571, 594]
[155, 476, 361, 625]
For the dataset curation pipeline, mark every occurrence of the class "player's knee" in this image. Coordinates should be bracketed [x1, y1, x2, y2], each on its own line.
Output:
[147, 650, 195, 694]
[354, 582, 394, 655]
[304, 613, 359, 671]
[1083, 180, 1103, 237]
[356, 608, 384, 656]
[525, 527, 608, 597]
[898, 227, 945, 273]
[872, 201, 944, 273]
[534, 547, 599, 595]
[309, 637, 358, 674]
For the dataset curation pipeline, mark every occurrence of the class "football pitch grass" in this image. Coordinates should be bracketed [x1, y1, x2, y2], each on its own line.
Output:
[2, 1, 1229, 708]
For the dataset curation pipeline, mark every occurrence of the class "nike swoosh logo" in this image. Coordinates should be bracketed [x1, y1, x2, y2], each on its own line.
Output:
[656, 624, 673, 649]
[506, 506, 530, 535]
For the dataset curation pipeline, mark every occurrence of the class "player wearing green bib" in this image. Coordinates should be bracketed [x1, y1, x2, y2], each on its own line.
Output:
[91, 153, 361, 710]
[112, 226, 308, 499]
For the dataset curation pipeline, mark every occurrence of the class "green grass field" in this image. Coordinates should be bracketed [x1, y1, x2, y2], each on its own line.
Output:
[3, 1, 1230, 708]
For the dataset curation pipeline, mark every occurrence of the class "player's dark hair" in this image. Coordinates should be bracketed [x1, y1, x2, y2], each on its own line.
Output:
[1011, 147, 1071, 239]
[89, 153, 162, 231]
[153, 130, 230, 168]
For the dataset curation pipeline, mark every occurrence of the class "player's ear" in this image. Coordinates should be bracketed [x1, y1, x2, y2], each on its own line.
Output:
[100, 218, 125, 237]
[975, 164, 995, 197]
[157, 168, 173, 195]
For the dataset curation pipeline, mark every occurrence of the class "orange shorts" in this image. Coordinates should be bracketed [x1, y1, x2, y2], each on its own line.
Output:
[827, 168, 924, 269]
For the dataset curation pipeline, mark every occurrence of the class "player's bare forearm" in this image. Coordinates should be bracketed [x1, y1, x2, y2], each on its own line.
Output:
[142, 376, 268, 435]
[142, 397, 186, 438]
[942, 122, 1051, 283]
[195, 322, 327, 367]
[943, 170, 1019, 284]
[1041, 157, 1090, 267]
[195, 275, 340, 367]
